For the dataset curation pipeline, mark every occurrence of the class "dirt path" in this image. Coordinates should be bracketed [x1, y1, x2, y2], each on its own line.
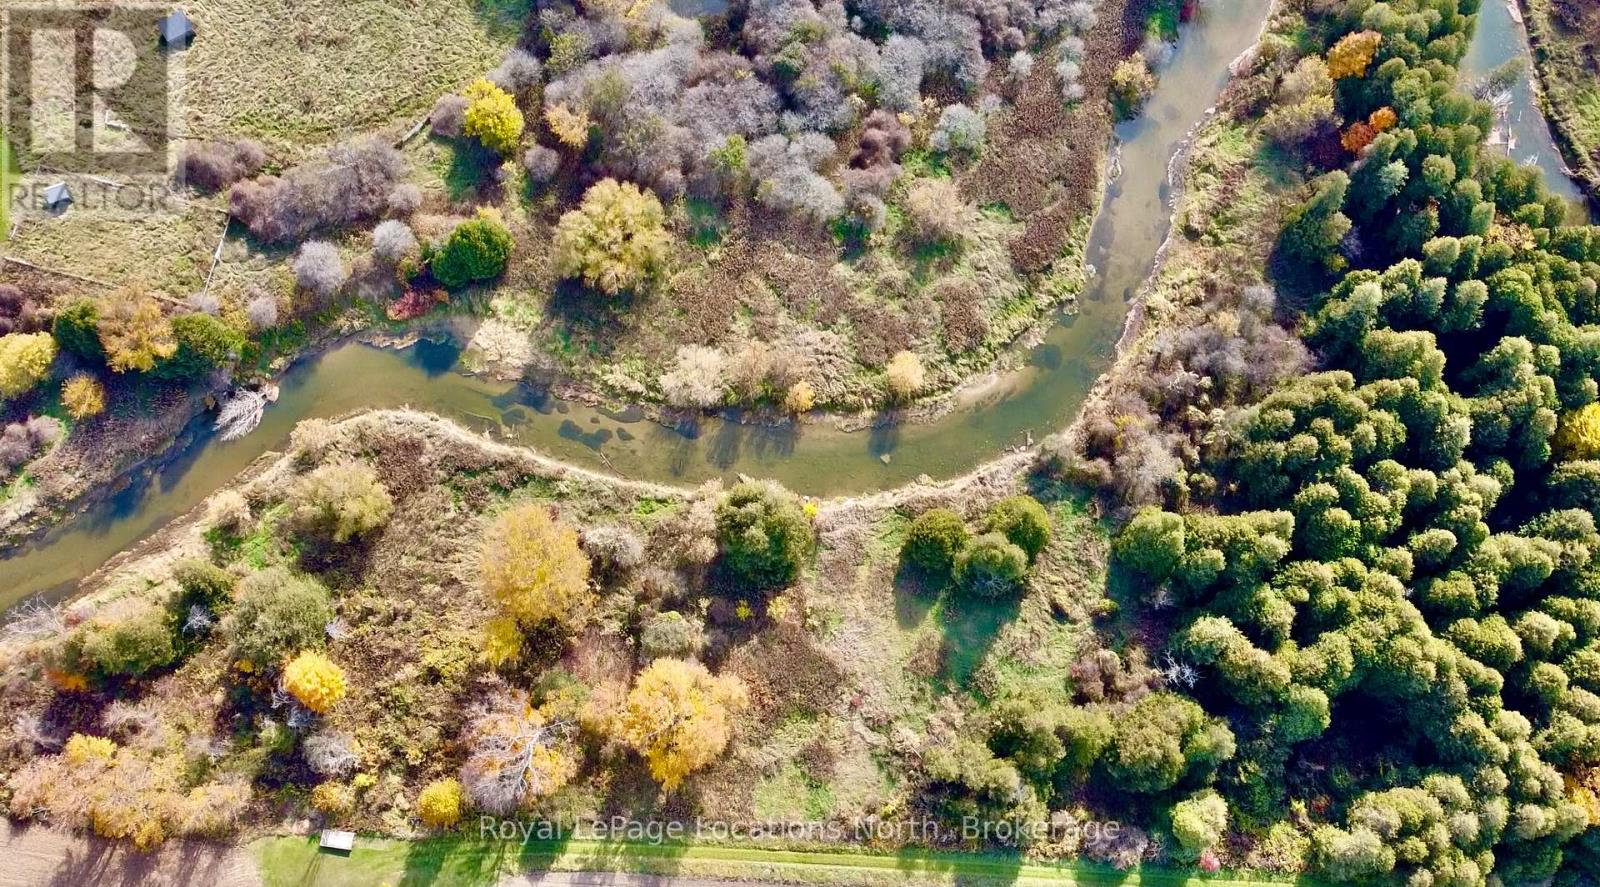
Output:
[0, 822, 260, 887]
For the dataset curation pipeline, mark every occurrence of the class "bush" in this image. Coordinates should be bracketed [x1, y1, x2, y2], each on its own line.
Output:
[480, 503, 592, 629]
[0, 284, 50, 335]
[53, 300, 104, 363]
[462, 79, 524, 156]
[302, 730, 361, 777]
[310, 781, 355, 818]
[62, 599, 178, 679]
[281, 650, 347, 713]
[784, 380, 816, 413]
[151, 314, 244, 382]
[431, 210, 514, 289]
[177, 140, 265, 192]
[0, 332, 57, 400]
[886, 351, 925, 400]
[1104, 692, 1234, 793]
[954, 533, 1029, 597]
[929, 104, 986, 157]
[903, 508, 970, 574]
[1109, 57, 1156, 120]
[228, 139, 406, 244]
[431, 95, 467, 138]
[293, 241, 348, 301]
[0, 417, 62, 471]
[544, 103, 591, 150]
[1114, 508, 1185, 582]
[371, 220, 418, 264]
[61, 374, 106, 419]
[552, 179, 670, 295]
[715, 481, 815, 589]
[387, 184, 422, 216]
[286, 460, 393, 545]
[174, 558, 236, 614]
[245, 291, 280, 331]
[984, 496, 1051, 561]
[417, 778, 464, 829]
[98, 288, 176, 374]
[522, 145, 561, 183]
[639, 611, 706, 658]
[615, 658, 748, 790]
[902, 178, 969, 246]
[580, 525, 645, 580]
[660, 345, 727, 409]
[1171, 791, 1228, 857]
[229, 567, 333, 670]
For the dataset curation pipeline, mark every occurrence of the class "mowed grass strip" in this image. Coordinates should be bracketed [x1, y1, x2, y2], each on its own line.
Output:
[179, 0, 519, 151]
[256, 835, 1316, 887]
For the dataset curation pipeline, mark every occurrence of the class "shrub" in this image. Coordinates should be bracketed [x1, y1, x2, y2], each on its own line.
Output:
[293, 241, 348, 300]
[417, 778, 464, 829]
[615, 658, 748, 790]
[1104, 692, 1234, 793]
[431, 95, 468, 138]
[371, 220, 418, 264]
[660, 345, 727, 409]
[177, 140, 266, 192]
[984, 495, 1051, 561]
[0, 284, 49, 335]
[462, 78, 524, 155]
[886, 351, 925, 400]
[580, 525, 645, 580]
[954, 533, 1029, 596]
[228, 139, 406, 244]
[1326, 30, 1381, 79]
[98, 288, 176, 374]
[1114, 508, 1185, 582]
[174, 557, 236, 614]
[0, 333, 57, 400]
[903, 508, 970, 574]
[522, 145, 561, 183]
[281, 650, 347, 713]
[61, 374, 106, 419]
[489, 49, 542, 93]
[480, 503, 592, 629]
[387, 183, 422, 216]
[902, 178, 969, 246]
[1171, 791, 1228, 857]
[639, 611, 706, 658]
[553, 179, 670, 295]
[245, 292, 280, 331]
[310, 781, 355, 818]
[53, 300, 105, 362]
[302, 730, 361, 777]
[431, 210, 514, 289]
[715, 481, 815, 589]
[229, 567, 333, 670]
[1109, 57, 1156, 119]
[152, 313, 244, 382]
[0, 416, 62, 471]
[62, 599, 178, 679]
[929, 104, 985, 157]
[286, 460, 393, 544]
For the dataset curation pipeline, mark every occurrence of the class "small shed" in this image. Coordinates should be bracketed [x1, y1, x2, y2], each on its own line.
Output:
[42, 182, 72, 213]
[318, 828, 355, 855]
[158, 10, 194, 47]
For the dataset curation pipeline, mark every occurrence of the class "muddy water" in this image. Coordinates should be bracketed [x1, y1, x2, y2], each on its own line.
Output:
[0, 0, 1280, 605]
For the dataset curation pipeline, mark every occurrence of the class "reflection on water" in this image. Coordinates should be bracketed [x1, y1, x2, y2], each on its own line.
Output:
[0, 0, 1278, 608]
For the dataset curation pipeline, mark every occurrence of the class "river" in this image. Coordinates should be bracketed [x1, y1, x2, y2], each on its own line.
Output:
[5, 0, 1577, 608]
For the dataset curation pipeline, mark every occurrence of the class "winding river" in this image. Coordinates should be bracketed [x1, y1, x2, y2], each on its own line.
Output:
[0, 0, 1578, 608]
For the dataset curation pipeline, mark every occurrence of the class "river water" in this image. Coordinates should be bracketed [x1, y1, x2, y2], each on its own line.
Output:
[6, 0, 1578, 607]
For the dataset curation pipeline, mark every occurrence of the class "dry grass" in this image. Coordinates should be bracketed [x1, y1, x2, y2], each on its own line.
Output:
[177, 0, 519, 155]
[3, 197, 226, 298]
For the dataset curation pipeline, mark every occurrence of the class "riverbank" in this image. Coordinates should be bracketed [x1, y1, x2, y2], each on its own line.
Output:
[1517, 0, 1600, 207]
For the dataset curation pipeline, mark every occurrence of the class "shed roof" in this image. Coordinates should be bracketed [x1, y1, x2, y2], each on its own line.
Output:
[159, 10, 194, 45]
[43, 182, 72, 206]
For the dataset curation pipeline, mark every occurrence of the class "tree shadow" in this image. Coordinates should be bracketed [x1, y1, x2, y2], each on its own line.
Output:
[937, 588, 1022, 689]
[893, 560, 942, 630]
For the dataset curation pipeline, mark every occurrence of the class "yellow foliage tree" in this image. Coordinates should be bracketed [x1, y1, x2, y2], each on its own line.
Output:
[62, 373, 106, 419]
[463, 78, 525, 156]
[99, 287, 176, 373]
[481, 503, 593, 629]
[64, 732, 117, 764]
[614, 658, 748, 791]
[1557, 403, 1600, 458]
[310, 781, 355, 818]
[459, 690, 579, 814]
[417, 778, 464, 828]
[545, 103, 592, 150]
[885, 350, 925, 400]
[783, 379, 816, 414]
[1327, 31, 1382, 79]
[282, 650, 348, 713]
[552, 178, 671, 295]
[0, 332, 57, 400]
[1368, 106, 1398, 132]
[482, 614, 524, 668]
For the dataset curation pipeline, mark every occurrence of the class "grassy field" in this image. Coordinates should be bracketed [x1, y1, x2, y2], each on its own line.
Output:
[179, 0, 521, 153]
[255, 835, 1317, 887]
